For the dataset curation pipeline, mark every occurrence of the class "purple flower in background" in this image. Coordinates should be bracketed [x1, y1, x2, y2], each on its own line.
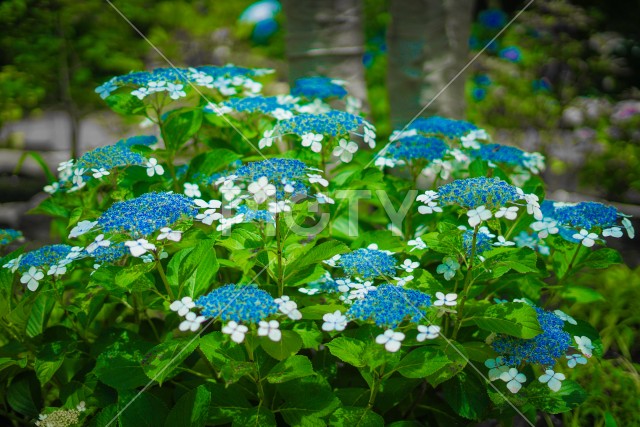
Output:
[500, 46, 522, 63]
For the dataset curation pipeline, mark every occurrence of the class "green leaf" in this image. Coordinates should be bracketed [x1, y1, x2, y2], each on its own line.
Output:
[277, 376, 340, 425]
[118, 391, 169, 427]
[7, 372, 42, 417]
[578, 248, 622, 270]
[26, 294, 55, 337]
[425, 342, 468, 387]
[266, 355, 315, 384]
[34, 357, 64, 386]
[94, 341, 154, 390]
[188, 149, 240, 178]
[115, 263, 155, 291]
[300, 304, 347, 320]
[329, 407, 384, 426]
[441, 371, 489, 420]
[207, 383, 252, 424]
[142, 338, 199, 385]
[162, 108, 203, 150]
[27, 197, 69, 218]
[285, 240, 349, 279]
[232, 407, 277, 427]
[475, 247, 540, 281]
[261, 330, 303, 361]
[165, 385, 211, 427]
[526, 380, 587, 414]
[396, 346, 450, 378]
[560, 286, 605, 303]
[219, 361, 254, 385]
[105, 92, 146, 116]
[326, 337, 367, 367]
[472, 302, 542, 338]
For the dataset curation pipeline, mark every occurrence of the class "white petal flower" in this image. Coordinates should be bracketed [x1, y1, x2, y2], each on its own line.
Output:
[553, 310, 577, 325]
[538, 369, 565, 392]
[248, 176, 276, 203]
[467, 206, 492, 228]
[493, 236, 515, 247]
[216, 214, 244, 232]
[394, 275, 413, 287]
[184, 183, 201, 198]
[621, 217, 635, 239]
[91, 168, 110, 179]
[197, 210, 223, 225]
[167, 82, 186, 99]
[315, 192, 334, 204]
[307, 174, 329, 187]
[301, 133, 323, 153]
[220, 181, 242, 201]
[222, 321, 249, 343]
[574, 336, 594, 358]
[375, 329, 405, 352]
[484, 357, 509, 381]
[522, 193, 543, 220]
[602, 226, 623, 238]
[400, 259, 419, 273]
[363, 126, 376, 148]
[179, 311, 206, 332]
[278, 300, 302, 320]
[145, 158, 164, 177]
[531, 219, 559, 238]
[572, 229, 598, 247]
[86, 234, 110, 254]
[434, 292, 458, 307]
[500, 368, 526, 393]
[495, 206, 519, 220]
[158, 227, 183, 242]
[566, 354, 588, 368]
[416, 191, 439, 204]
[416, 325, 440, 342]
[322, 310, 348, 332]
[194, 199, 222, 210]
[259, 129, 275, 149]
[332, 139, 358, 163]
[20, 267, 44, 291]
[125, 239, 156, 257]
[47, 263, 67, 276]
[258, 320, 282, 342]
[417, 201, 442, 215]
[407, 236, 427, 251]
[170, 297, 196, 317]
[69, 220, 98, 238]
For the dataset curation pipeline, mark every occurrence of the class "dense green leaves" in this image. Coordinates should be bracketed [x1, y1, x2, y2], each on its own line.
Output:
[396, 346, 451, 378]
[165, 385, 211, 427]
[472, 302, 542, 338]
[162, 108, 203, 150]
[266, 355, 315, 383]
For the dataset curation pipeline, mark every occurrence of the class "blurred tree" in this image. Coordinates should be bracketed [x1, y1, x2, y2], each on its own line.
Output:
[281, 0, 369, 105]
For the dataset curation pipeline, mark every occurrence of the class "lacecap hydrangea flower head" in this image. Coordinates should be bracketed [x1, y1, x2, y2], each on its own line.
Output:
[3, 244, 79, 291]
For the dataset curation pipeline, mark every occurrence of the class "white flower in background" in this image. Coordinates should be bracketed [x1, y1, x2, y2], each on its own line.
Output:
[520, 193, 543, 220]
[333, 139, 358, 163]
[91, 168, 110, 179]
[179, 311, 206, 332]
[195, 199, 222, 210]
[363, 126, 376, 148]
[216, 214, 244, 232]
[259, 129, 275, 149]
[315, 193, 334, 204]
[297, 98, 330, 114]
[277, 297, 302, 320]
[400, 259, 419, 273]
[72, 168, 85, 186]
[220, 180, 242, 201]
[375, 156, 397, 168]
[47, 263, 67, 277]
[467, 205, 492, 227]
[268, 201, 291, 214]
[147, 80, 166, 93]
[125, 239, 156, 257]
[145, 158, 164, 177]
[416, 325, 440, 341]
[158, 227, 182, 242]
[307, 174, 329, 187]
[184, 183, 201, 198]
[323, 254, 341, 267]
[602, 226, 623, 238]
[131, 87, 151, 100]
[553, 310, 577, 325]
[170, 297, 196, 317]
[44, 182, 60, 194]
[69, 220, 97, 238]
[248, 176, 276, 203]
[494, 236, 515, 247]
[322, 311, 348, 332]
[222, 321, 249, 343]
[574, 336, 594, 358]
[566, 354, 588, 368]
[86, 234, 110, 254]
[394, 275, 413, 287]
[197, 210, 223, 225]
[417, 201, 442, 215]
[416, 191, 439, 204]
[258, 320, 282, 342]
[538, 369, 565, 392]
[3, 255, 23, 273]
[272, 108, 293, 121]
[478, 226, 495, 238]
[167, 82, 186, 99]
[298, 287, 320, 296]
[572, 229, 598, 247]
[375, 329, 405, 352]
[434, 292, 458, 307]
[76, 401, 86, 412]
[21, 267, 44, 291]
[301, 133, 323, 153]
[531, 219, 559, 238]
[500, 368, 527, 393]
[407, 236, 427, 251]
[495, 206, 519, 220]
[65, 246, 84, 260]
[485, 357, 509, 381]
[57, 159, 74, 172]
[622, 217, 635, 238]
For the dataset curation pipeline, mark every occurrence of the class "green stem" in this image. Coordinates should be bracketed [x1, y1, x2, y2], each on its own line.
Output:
[275, 213, 284, 296]
[367, 365, 385, 409]
[156, 260, 175, 300]
[245, 340, 266, 406]
[452, 225, 479, 340]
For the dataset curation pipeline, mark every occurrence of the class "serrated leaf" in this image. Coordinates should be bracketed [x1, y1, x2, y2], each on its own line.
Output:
[396, 346, 450, 378]
[526, 380, 587, 414]
[285, 240, 349, 279]
[164, 385, 211, 427]
[142, 338, 199, 385]
[326, 337, 367, 367]
[162, 108, 203, 150]
[329, 407, 384, 426]
[261, 330, 303, 361]
[266, 355, 315, 383]
[472, 302, 542, 338]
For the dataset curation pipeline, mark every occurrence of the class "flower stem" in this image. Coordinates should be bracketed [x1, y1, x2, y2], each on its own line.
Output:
[452, 225, 479, 340]
[156, 260, 175, 300]
[275, 213, 284, 296]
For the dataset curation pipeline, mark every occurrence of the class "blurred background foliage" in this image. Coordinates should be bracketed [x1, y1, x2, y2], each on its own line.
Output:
[1, 0, 639, 425]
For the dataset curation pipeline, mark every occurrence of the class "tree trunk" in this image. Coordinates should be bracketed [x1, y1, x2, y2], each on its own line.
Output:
[387, 0, 475, 128]
[282, 0, 368, 106]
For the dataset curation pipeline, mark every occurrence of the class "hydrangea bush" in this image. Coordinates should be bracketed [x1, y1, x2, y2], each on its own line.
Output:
[0, 64, 635, 426]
